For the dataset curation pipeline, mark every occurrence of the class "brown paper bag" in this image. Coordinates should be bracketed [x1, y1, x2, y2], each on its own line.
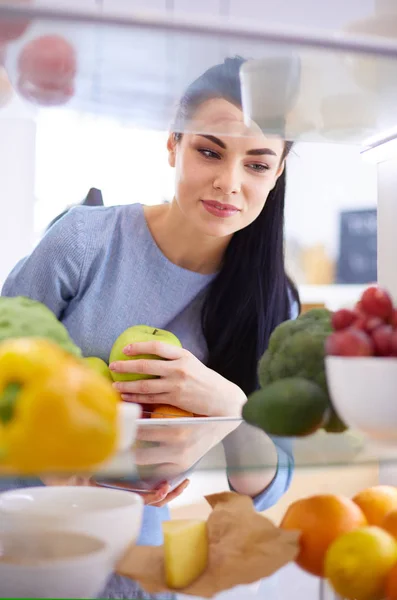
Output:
[116, 492, 299, 598]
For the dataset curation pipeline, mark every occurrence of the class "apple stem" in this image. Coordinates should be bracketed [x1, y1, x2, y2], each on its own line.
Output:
[153, 329, 159, 335]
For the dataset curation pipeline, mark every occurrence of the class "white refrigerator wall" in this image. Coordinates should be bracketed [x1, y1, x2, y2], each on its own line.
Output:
[0, 111, 36, 286]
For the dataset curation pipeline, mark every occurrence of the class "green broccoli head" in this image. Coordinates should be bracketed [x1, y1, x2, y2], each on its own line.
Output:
[0, 296, 82, 358]
[259, 329, 328, 390]
[299, 308, 333, 328]
[267, 309, 332, 356]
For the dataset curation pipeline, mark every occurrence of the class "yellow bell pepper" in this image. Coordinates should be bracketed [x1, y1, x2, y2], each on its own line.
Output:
[0, 338, 119, 474]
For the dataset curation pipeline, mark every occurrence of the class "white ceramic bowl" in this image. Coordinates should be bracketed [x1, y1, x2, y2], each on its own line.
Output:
[117, 401, 141, 451]
[0, 530, 112, 599]
[326, 356, 397, 442]
[0, 486, 143, 562]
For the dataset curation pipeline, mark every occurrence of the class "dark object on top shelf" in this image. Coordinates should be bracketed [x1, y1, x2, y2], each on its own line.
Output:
[336, 208, 377, 285]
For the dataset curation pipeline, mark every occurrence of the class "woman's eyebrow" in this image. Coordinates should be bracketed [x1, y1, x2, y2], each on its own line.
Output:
[198, 134, 227, 149]
[198, 134, 277, 157]
[246, 147, 277, 157]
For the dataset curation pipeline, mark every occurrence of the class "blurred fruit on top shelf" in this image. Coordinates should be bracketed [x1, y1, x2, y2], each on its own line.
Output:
[0, 65, 13, 107]
[15, 34, 77, 107]
[0, 0, 31, 45]
[18, 35, 77, 89]
[17, 76, 75, 106]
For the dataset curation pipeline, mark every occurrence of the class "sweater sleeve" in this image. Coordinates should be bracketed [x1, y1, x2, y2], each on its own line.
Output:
[249, 437, 294, 511]
[1, 208, 86, 319]
[227, 290, 299, 510]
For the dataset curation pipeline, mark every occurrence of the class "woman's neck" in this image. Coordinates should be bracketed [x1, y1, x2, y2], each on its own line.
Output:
[143, 201, 230, 275]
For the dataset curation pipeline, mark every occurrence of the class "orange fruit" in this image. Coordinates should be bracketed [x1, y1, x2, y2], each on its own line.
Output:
[280, 494, 367, 577]
[382, 510, 397, 540]
[151, 404, 194, 418]
[386, 561, 397, 600]
[353, 486, 397, 526]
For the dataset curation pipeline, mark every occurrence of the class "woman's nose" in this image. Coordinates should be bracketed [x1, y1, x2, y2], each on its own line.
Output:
[213, 164, 241, 195]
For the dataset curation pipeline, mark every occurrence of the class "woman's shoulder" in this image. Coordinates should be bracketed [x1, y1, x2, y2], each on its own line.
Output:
[54, 203, 143, 247]
[65, 202, 142, 228]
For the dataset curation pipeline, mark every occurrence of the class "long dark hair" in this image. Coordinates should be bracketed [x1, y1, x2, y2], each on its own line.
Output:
[175, 57, 300, 396]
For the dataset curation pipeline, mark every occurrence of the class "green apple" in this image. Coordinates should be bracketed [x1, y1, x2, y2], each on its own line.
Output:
[109, 325, 182, 382]
[84, 356, 113, 382]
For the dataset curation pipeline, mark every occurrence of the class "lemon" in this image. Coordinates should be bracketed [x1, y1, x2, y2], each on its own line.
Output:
[325, 526, 397, 600]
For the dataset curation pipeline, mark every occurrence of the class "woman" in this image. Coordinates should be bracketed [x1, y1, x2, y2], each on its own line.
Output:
[1, 56, 299, 598]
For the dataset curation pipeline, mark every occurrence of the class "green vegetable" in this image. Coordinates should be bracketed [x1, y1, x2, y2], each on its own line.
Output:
[254, 308, 347, 435]
[299, 308, 334, 325]
[243, 378, 330, 437]
[0, 296, 82, 358]
[259, 328, 330, 390]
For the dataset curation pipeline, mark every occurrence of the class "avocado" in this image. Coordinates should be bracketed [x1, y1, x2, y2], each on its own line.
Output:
[243, 377, 330, 437]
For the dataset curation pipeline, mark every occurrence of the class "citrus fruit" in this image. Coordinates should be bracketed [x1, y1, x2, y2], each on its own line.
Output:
[383, 510, 397, 540]
[385, 561, 397, 600]
[151, 405, 194, 418]
[325, 526, 397, 600]
[353, 486, 397, 526]
[280, 494, 367, 576]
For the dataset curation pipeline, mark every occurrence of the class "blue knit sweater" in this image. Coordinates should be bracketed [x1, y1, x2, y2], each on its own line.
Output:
[1, 203, 295, 598]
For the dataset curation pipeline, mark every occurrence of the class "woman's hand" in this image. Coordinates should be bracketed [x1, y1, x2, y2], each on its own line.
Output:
[109, 341, 246, 418]
[94, 479, 191, 507]
[133, 419, 240, 481]
[42, 475, 190, 508]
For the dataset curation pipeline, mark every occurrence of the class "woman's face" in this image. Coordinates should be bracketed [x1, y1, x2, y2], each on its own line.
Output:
[168, 98, 286, 238]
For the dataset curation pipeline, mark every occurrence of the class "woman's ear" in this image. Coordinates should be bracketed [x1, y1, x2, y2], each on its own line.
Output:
[167, 133, 177, 168]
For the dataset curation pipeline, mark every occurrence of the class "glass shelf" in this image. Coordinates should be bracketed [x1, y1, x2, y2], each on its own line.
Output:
[2, 416, 396, 485]
[98, 420, 397, 485]
[2, 2, 397, 143]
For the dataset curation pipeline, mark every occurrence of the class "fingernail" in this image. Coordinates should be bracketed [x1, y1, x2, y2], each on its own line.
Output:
[112, 382, 120, 390]
[109, 363, 116, 370]
[122, 345, 131, 354]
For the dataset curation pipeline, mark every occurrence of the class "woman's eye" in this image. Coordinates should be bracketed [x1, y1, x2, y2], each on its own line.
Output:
[198, 148, 220, 159]
[248, 163, 270, 173]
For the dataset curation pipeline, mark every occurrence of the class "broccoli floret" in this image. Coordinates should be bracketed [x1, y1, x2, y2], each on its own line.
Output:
[0, 296, 82, 358]
[267, 309, 332, 356]
[261, 330, 327, 387]
[299, 308, 333, 327]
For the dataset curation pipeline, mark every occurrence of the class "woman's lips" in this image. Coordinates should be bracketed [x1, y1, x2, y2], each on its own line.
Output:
[201, 200, 240, 219]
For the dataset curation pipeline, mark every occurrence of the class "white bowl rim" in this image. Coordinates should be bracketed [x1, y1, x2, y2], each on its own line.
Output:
[0, 530, 109, 567]
[325, 355, 397, 364]
[0, 485, 144, 515]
